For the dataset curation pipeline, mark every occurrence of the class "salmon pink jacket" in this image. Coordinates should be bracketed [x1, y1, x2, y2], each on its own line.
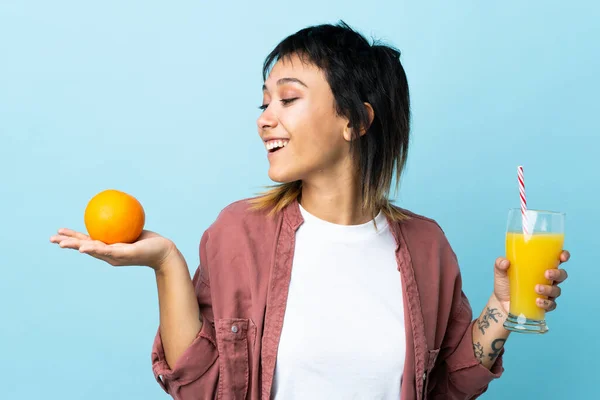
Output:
[151, 199, 504, 399]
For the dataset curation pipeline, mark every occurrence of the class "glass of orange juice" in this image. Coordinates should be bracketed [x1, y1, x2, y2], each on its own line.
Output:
[503, 209, 565, 334]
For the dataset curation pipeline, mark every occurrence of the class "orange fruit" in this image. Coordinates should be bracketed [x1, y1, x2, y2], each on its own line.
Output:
[84, 189, 145, 244]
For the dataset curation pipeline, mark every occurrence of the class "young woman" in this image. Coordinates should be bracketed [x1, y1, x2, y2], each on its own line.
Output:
[50, 22, 571, 399]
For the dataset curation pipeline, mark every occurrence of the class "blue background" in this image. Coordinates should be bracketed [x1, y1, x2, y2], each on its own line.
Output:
[1, 1, 597, 398]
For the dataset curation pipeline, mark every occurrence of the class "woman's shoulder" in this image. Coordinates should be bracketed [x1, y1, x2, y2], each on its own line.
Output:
[390, 205, 448, 239]
[389, 205, 458, 257]
[391, 206, 461, 275]
[205, 196, 282, 236]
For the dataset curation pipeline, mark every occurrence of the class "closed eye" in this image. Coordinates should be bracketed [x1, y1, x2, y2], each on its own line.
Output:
[258, 98, 298, 111]
[280, 98, 298, 106]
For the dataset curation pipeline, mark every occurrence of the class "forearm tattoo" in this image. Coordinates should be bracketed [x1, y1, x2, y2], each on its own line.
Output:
[477, 307, 503, 335]
[473, 342, 484, 363]
[488, 338, 506, 361]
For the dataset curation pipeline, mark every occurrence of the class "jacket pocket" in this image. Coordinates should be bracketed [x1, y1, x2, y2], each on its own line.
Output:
[215, 318, 256, 400]
[422, 348, 441, 399]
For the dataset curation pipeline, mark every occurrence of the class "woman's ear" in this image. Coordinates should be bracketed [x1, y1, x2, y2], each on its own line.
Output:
[343, 102, 375, 141]
[361, 102, 375, 136]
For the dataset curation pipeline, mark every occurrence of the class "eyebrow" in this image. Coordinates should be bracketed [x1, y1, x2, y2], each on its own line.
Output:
[262, 77, 308, 91]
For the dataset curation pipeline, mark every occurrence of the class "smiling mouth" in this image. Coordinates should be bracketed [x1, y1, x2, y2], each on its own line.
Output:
[265, 139, 289, 153]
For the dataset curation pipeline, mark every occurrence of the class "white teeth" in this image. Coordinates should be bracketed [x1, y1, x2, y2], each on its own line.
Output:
[265, 139, 289, 151]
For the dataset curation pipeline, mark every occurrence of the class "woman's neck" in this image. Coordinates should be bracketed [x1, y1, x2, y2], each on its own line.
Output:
[299, 177, 374, 226]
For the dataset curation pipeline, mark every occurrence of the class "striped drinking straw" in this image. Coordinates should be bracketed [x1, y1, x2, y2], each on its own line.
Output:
[517, 166, 529, 236]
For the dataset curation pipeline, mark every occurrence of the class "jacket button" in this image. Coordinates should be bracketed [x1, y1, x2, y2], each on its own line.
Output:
[231, 325, 239, 333]
[423, 372, 427, 380]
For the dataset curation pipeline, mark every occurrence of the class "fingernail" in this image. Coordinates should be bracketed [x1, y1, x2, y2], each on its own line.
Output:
[502, 260, 509, 268]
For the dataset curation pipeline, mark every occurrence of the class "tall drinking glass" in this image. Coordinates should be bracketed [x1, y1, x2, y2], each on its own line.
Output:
[503, 209, 565, 334]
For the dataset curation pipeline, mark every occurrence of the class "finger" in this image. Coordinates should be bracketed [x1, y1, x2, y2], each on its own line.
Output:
[546, 268, 568, 283]
[537, 298, 557, 311]
[57, 238, 83, 250]
[57, 228, 90, 241]
[79, 240, 111, 257]
[559, 250, 570, 263]
[79, 241, 128, 266]
[536, 284, 562, 298]
[495, 257, 510, 271]
[104, 243, 131, 262]
[79, 243, 115, 264]
[50, 234, 72, 244]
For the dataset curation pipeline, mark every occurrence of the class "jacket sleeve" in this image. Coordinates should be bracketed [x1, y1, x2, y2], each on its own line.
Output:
[439, 240, 505, 399]
[151, 231, 220, 399]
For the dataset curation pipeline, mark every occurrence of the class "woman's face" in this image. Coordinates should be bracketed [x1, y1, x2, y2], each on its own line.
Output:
[257, 53, 353, 184]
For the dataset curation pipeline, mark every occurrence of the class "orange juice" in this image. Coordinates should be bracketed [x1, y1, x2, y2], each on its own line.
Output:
[506, 232, 564, 321]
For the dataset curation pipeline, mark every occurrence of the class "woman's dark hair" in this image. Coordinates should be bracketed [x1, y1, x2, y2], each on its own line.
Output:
[250, 21, 410, 221]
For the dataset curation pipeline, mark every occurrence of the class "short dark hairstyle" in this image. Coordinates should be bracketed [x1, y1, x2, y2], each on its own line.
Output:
[252, 21, 410, 220]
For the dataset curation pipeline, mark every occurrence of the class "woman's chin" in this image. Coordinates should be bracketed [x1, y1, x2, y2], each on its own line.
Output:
[268, 168, 296, 184]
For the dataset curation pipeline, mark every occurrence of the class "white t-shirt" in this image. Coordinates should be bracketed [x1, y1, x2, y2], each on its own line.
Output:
[272, 204, 406, 399]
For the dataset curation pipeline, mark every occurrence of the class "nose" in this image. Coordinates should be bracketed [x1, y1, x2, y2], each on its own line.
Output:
[257, 106, 278, 133]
